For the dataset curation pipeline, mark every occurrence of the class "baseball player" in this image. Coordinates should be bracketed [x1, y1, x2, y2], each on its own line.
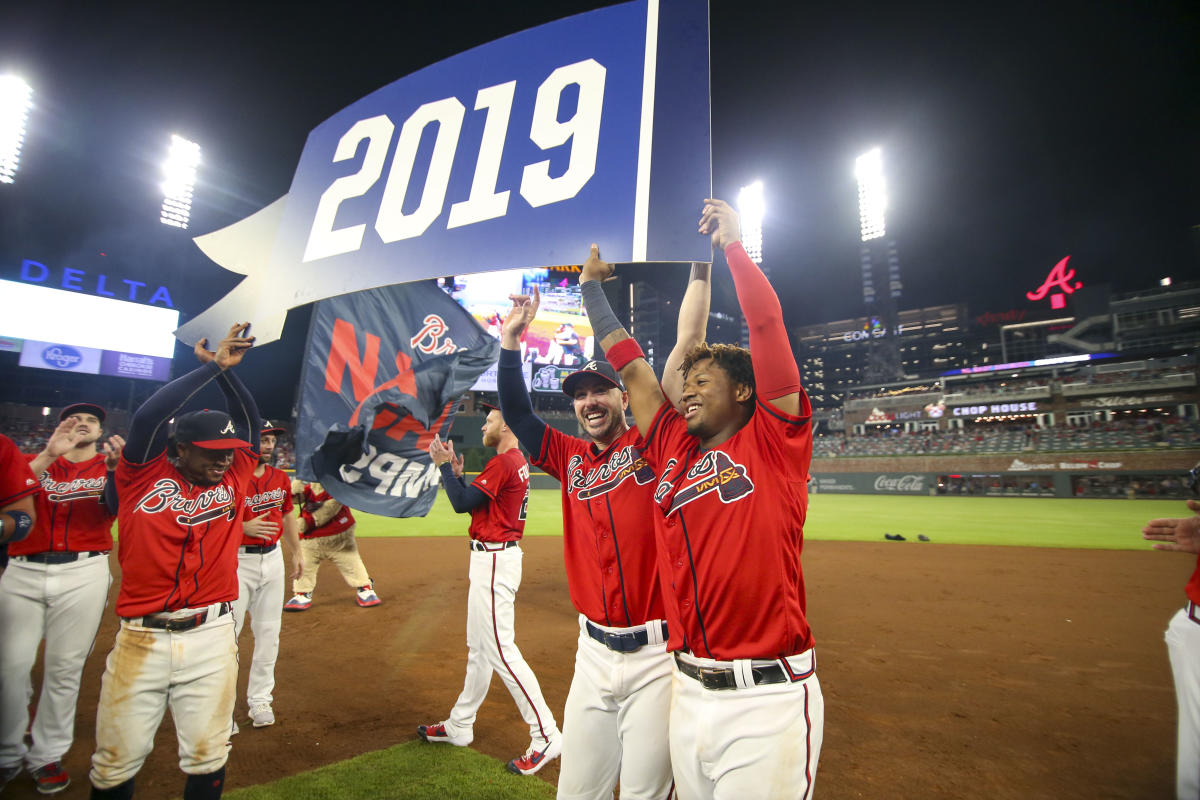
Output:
[88, 322, 259, 800]
[579, 199, 823, 799]
[283, 481, 379, 610]
[230, 421, 304, 731]
[0, 404, 123, 795]
[1142, 476, 1200, 799]
[495, 265, 710, 799]
[418, 406, 562, 776]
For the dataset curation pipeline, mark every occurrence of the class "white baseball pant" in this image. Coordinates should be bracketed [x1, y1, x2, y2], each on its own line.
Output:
[89, 609, 237, 788]
[557, 616, 674, 800]
[0, 553, 111, 771]
[443, 545, 560, 749]
[1166, 603, 1200, 799]
[670, 649, 824, 800]
[232, 546, 285, 707]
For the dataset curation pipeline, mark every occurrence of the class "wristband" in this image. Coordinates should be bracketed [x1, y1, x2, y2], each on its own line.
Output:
[4, 510, 33, 542]
[605, 337, 645, 372]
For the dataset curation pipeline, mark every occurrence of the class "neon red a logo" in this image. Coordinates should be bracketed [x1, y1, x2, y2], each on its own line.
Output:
[1026, 256, 1082, 310]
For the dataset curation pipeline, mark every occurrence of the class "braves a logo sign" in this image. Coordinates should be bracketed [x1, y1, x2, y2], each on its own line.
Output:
[135, 479, 237, 526]
[1026, 256, 1082, 310]
[654, 450, 755, 515]
[41, 473, 106, 503]
[567, 445, 656, 500]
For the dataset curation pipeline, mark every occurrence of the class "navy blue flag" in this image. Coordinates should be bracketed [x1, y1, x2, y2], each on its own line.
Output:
[177, 0, 711, 348]
[295, 282, 498, 517]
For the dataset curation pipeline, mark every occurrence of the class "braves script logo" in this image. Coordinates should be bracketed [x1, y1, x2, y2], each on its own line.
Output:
[655, 450, 754, 515]
[567, 445, 656, 500]
[410, 315, 462, 355]
[245, 487, 289, 515]
[1026, 256, 1082, 310]
[135, 479, 237, 526]
[41, 473, 106, 503]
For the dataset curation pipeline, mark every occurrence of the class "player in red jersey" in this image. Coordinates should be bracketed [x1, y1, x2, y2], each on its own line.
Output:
[88, 323, 259, 800]
[283, 479, 379, 610]
[579, 199, 823, 799]
[495, 265, 710, 799]
[0, 403, 123, 795]
[418, 406, 561, 777]
[230, 421, 303, 731]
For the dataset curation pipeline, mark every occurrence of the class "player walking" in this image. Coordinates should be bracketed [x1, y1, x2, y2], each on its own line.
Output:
[231, 421, 304, 730]
[0, 404, 123, 794]
[495, 265, 710, 799]
[283, 481, 379, 610]
[579, 199, 823, 799]
[418, 407, 562, 776]
[88, 323, 258, 800]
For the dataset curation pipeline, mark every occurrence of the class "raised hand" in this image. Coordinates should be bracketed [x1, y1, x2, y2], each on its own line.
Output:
[445, 441, 465, 478]
[215, 322, 255, 370]
[1143, 499, 1200, 554]
[102, 434, 126, 470]
[502, 287, 541, 348]
[581, 243, 614, 283]
[42, 418, 84, 460]
[698, 198, 741, 250]
[429, 437, 453, 467]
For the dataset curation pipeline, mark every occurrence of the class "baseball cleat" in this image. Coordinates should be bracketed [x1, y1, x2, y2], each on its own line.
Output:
[250, 703, 275, 728]
[284, 592, 312, 611]
[417, 722, 472, 747]
[355, 585, 381, 607]
[883, 533, 906, 541]
[506, 737, 562, 776]
[31, 761, 70, 794]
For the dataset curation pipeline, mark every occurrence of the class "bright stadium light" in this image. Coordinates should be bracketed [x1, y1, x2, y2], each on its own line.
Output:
[160, 134, 201, 229]
[0, 75, 33, 184]
[737, 180, 764, 263]
[855, 148, 887, 241]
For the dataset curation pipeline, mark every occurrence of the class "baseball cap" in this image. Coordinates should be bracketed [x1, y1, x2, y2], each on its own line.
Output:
[260, 419, 286, 436]
[175, 410, 252, 450]
[562, 360, 624, 397]
[59, 402, 106, 422]
[478, 401, 501, 415]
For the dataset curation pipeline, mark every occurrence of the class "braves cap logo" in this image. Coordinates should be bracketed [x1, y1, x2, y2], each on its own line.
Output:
[584, 361, 599, 371]
[221, 420, 236, 435]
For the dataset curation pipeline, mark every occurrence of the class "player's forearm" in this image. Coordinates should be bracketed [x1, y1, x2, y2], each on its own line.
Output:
[662, 262, 712, 404]
[28, 451, 55, 476]
[281, 514, 301, 552]
[216, 369, 261, 454]
[102, 470, 119, 515]
[438, 463, 487, 513]
[725, 242, 801, 400]
[126, 362, 224, 463]
[581, 280, 666, 436]
[497, 348, 547, 455]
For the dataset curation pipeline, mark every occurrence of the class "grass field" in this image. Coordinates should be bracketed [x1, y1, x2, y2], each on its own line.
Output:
[353, 490, 1185, 550]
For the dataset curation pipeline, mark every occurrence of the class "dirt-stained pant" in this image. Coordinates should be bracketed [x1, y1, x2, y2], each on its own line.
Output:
[293, 527, 371, 595]
[89, 611, 237, 788]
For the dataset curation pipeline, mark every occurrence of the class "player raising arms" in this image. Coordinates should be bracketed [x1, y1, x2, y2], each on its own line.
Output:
[0, 403, 122, 795]
[88, 323, 259, 800]
[579, 199, 822, 799]
[495, 264, 710, 799]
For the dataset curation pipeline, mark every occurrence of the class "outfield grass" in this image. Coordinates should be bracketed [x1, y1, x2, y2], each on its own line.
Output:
[223, 741, 555, 800]
[354, 490, 1187, 550]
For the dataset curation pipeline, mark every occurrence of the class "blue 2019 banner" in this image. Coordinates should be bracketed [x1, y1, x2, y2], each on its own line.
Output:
[177, 0, 711, 348]
[295, 282, 498, 517]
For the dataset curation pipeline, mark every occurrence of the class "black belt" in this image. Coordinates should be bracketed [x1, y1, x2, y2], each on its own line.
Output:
[241, 543, 277, 554]
[124, 602, 233, 632]
[469, 540, 518, 552]
[674, 652, 798, 691]
[15, 550, 107, 564]
[586, 620, 667, 653]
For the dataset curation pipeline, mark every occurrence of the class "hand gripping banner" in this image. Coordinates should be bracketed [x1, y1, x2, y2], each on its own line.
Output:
[295, 281, 499, 517]
[177, 0, 711, 348]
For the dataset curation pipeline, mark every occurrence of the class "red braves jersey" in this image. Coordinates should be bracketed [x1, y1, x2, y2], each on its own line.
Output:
[535, 425, 666, 627]
[113, 448, 257, 617]
[0, 434, 38, 508]
[299, 483, 355, 539]
[468, 448, 529, 543]
[240, 465, 294, 546]
[11, 453, 114, 555]
[643, 393, 814, 661]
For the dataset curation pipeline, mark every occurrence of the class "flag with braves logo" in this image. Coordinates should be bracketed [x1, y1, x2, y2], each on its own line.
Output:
[295, 281, 498, 517]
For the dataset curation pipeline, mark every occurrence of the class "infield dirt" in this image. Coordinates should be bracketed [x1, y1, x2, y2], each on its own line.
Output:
[9, 536, 1185, 799]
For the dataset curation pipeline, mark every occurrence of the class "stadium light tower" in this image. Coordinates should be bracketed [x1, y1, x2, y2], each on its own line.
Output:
[855, 147, 887, 241]
[160, 134, 201, 229]
[0, 75, 33, 184]
[737, 180, 765, 264]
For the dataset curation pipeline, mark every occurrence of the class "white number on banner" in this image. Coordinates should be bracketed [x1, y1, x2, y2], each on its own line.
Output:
[302, 115, 395, 262]
[302, 58, 607, 262]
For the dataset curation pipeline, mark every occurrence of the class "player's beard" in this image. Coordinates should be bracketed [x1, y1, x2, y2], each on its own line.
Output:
[578, 404, 623, 445]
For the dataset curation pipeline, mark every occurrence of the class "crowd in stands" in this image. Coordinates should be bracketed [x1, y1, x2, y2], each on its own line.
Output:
[1058, 367, 1194, 386]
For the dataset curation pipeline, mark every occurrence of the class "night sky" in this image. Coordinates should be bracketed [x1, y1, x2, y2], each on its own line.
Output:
[0, 0, 1196, 412]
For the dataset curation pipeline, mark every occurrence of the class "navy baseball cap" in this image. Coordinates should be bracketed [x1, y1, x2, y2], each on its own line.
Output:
[59, 402, 106, 422]
[562, 360, 624, 397]
[175, 410, 252, 450]
[260, 420, 286, 436]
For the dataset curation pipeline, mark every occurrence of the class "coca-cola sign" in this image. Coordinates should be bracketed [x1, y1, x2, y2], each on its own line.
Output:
[874, 474, 926, 493]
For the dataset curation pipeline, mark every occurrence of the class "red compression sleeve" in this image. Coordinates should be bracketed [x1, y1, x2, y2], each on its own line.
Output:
[725, 241, 801, 400]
